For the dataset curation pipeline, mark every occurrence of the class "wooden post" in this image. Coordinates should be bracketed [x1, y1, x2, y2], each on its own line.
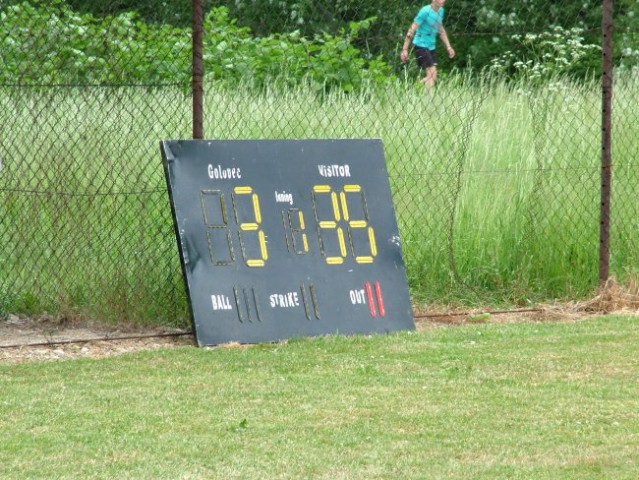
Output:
[192, 0, 204, 139]
[599, 0, 613, 285]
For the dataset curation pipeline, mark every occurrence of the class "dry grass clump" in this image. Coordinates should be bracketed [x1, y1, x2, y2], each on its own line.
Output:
[570, 277, 639, 314]
[414, 277, 639, 329]
[536, 277, 639, 320]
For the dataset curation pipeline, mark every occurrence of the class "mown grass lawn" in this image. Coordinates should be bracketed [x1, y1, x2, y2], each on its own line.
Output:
[1, 316, 638, 479]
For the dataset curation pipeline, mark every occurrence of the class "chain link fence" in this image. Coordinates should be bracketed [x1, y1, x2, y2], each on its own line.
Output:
[0, 0, 637, 326]
[0, 0, 191, 325]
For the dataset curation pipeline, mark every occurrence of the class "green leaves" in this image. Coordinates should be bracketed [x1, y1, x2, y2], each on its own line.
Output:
[0, 3, 393, 91]
[488, 26, 601, 82]
[202, 8, 394, 92]
[0, 1, 190, 86]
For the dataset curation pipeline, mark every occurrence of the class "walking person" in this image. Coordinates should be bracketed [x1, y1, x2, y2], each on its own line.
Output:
[400, 0, 455, 91]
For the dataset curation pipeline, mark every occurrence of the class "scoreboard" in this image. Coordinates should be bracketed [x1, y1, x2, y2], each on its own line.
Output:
[161, 139, 414, 346]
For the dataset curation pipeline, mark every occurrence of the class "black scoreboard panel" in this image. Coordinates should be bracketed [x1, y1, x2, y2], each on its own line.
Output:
[161, 139, 414, 346]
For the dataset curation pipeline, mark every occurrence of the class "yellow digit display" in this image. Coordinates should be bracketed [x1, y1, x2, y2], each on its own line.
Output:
[313, 185, 348, 265]
[200, 190, 235, 266]
[312, 184, 376, 265]
[203, 184, 375, 268]
[341, 185, 377, 264]
[286, 209, 309, 255]
[233, 186, 268, 267]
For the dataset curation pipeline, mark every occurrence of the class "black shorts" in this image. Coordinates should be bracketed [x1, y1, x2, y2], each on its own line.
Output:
[414, 47, 437, 69]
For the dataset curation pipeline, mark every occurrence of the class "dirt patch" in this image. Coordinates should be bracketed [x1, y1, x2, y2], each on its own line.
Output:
[413, 307, 599, 329]
[2, 279, 638, 364]
[0, 309, 601, 364]
[0, 317, 194, 364]
[414, 278, 639, 328]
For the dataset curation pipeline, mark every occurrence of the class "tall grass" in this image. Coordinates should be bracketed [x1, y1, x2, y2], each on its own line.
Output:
[0, 74, 638, 323]
[203, 74, 639, 304]
[0, 87, 191, 324]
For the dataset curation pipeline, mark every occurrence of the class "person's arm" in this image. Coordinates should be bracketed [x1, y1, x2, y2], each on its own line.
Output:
[400, 22, 419, 63]
[439, 25, 455, 58]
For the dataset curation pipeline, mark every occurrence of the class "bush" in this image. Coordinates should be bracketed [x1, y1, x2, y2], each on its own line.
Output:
[203, 7, 394, 92]
[487, 26, 601, 82]
[19, 0, 639, 79]
[0, 2, 394, 91]
[0, 0, 190, 85]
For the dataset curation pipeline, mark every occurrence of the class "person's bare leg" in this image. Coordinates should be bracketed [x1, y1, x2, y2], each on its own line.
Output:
[420, 66, 437, 92]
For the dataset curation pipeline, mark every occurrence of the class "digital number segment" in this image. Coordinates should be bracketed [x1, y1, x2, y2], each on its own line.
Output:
[161, 139, 414, 346]
[202, 184, 377, 268]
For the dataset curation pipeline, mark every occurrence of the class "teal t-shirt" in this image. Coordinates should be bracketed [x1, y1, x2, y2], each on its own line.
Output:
[413, 6, 444, 50]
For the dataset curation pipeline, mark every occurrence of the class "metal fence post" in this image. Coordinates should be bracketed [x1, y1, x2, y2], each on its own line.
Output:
[599, 0, 613, 285]
[192, 0, 204, 140]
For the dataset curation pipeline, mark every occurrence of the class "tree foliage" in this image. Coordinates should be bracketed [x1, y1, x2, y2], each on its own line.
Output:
[0, 2, 393, 90]
[1, 0, 638, 87]
[0, 0, 190, 85]
[203, 7, 394, 91]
